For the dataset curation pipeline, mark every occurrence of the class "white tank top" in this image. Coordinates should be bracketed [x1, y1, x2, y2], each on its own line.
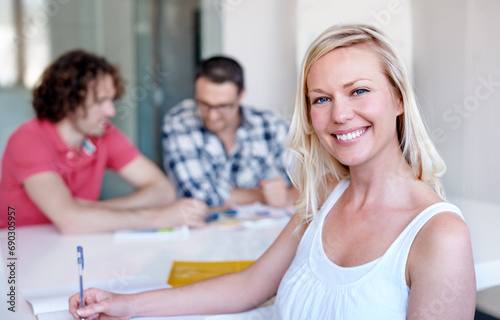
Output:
[274, 179, 463, 319]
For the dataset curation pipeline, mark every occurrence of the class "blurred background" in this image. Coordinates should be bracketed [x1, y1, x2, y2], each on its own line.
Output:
[0, 0, 499, 317]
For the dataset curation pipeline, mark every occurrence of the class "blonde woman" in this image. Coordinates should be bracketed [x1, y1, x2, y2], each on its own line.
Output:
[70, 24, 475, 319]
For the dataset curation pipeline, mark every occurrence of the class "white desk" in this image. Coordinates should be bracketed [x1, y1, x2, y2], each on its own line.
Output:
[0, 218, 287, 319]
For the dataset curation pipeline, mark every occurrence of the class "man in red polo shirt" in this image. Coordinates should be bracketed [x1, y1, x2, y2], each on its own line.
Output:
[0, 50, 208, 234]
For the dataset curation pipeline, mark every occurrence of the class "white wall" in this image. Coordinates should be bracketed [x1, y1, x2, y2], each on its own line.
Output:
[221, 0, 298, 119]
[412, 0, 468, 199]
[296, 0, 414, 73]
[201, 0, 222, 58]
[463, 0, 500, 315]
[413, 0, 500, 205]
[412, 0, 500, 314]
[462, 0, 500, 203]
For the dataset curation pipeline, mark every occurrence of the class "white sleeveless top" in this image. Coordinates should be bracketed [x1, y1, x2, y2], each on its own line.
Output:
[273, 179, 463, 319]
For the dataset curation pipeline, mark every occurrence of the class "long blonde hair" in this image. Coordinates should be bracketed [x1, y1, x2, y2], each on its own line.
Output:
[286, 24, 446, 223]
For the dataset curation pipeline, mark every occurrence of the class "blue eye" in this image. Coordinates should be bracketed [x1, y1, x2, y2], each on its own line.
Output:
[353, 89, 368, 96]
[312, 97, 329, 104]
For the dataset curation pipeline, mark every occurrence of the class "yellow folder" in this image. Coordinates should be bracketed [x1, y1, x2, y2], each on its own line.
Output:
[168, 260, 254, 287]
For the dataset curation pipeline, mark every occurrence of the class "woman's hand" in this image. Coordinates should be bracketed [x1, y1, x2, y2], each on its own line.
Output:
[69, 288, 133, 320]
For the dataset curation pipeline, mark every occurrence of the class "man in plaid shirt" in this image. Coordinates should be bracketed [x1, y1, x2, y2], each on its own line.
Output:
[162, 56, 298, 210]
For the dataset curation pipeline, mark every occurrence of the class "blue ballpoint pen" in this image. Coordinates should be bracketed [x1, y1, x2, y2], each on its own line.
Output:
[77, 246, 85, 319]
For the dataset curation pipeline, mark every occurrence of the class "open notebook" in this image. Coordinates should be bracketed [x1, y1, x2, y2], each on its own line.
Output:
[21, 275, 203, 320]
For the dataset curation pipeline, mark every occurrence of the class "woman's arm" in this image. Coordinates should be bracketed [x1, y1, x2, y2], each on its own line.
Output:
[69, 213, 307, 319]
[407, 212, 476, 320]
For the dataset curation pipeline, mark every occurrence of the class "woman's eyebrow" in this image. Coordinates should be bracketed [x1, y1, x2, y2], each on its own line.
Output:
[308, 88, 329, 94]
[343, 77, 372, 89]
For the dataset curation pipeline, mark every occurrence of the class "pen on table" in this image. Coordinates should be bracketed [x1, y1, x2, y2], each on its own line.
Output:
[205, 212, 219, 222]
[77, 245, 85, 319]
[204, 210, 238, 222]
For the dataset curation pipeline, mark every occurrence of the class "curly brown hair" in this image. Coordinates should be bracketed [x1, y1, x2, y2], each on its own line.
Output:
[32, 49, 125, 122]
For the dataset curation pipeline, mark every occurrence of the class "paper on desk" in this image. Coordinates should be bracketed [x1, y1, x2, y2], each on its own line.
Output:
[113, 225, 190, 243]
[210, 202, 293, 228]
[21, 275, 203, 320]
[232, 202, 293, 220]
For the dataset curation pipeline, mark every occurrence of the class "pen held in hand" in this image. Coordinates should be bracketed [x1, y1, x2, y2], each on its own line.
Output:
[77, 245, 85, 319]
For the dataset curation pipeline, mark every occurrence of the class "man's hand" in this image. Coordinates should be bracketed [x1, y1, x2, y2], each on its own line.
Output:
[162, 198, 208, 228]
[260, 177, 289, 208]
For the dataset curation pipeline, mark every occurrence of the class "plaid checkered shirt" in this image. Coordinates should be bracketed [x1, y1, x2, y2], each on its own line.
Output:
[162, 99, 291, 207]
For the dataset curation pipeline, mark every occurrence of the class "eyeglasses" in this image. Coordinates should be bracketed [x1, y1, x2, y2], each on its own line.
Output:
[196, 99, 239, 114]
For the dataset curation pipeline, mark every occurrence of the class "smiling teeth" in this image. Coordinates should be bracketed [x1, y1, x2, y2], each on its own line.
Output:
[336, 129, 366, 141]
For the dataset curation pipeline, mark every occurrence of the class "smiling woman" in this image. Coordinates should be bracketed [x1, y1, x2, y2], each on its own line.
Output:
[307, 44, 404, 169]
[277, 23, 476, 319]
[69, 24, 476, 320]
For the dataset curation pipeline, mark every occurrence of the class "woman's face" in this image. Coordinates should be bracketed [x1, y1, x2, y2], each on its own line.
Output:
[307, 45, 403, 169]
